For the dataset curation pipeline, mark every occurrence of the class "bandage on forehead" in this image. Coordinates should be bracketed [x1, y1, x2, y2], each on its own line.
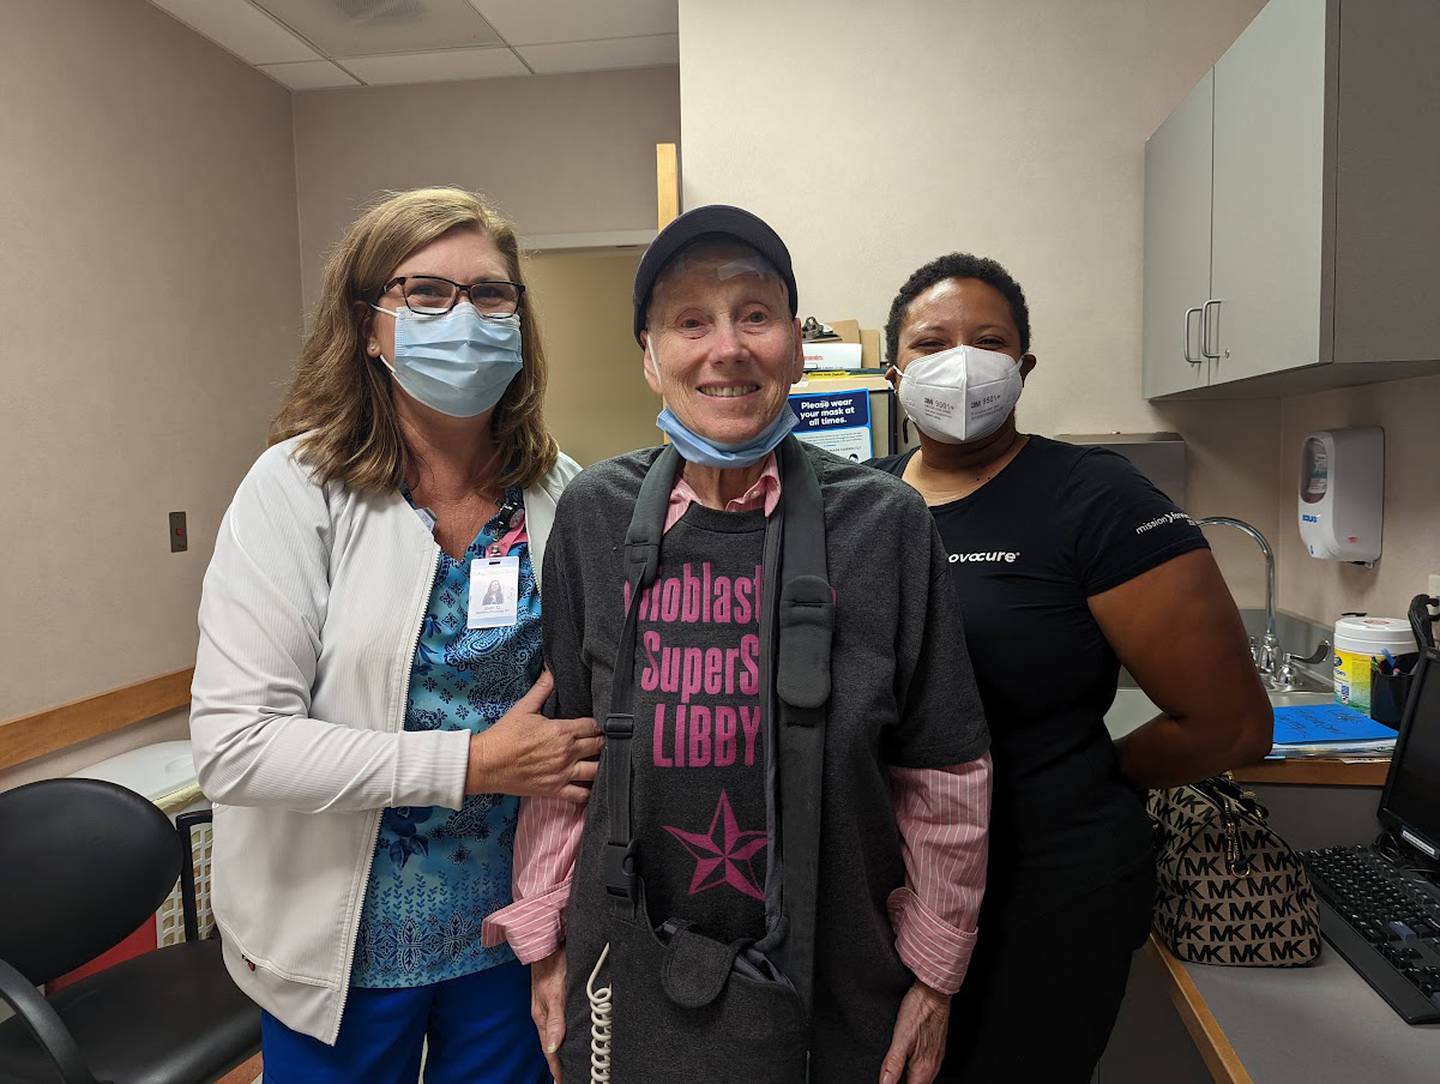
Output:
[649, 239, 784, 311]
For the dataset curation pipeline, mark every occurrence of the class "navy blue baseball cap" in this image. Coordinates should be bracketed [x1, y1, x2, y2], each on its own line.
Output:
[632, 204, 798, 344]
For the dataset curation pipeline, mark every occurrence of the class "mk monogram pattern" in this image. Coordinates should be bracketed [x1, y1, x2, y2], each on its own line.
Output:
[1148, 780, 1322, 967]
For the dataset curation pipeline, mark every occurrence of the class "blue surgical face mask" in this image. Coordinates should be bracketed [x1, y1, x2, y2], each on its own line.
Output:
[655, 404, 797, 469]
[371, 303, 522, 418]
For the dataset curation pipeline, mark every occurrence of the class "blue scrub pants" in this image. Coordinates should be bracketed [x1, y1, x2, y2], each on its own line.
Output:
[260, 959, 549, 1083]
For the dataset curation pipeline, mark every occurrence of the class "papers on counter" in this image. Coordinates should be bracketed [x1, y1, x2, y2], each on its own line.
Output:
[1267, 702, 1396, 760]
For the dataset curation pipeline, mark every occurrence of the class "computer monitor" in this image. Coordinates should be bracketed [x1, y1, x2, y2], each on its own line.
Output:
[1378, 645, 1440, 860]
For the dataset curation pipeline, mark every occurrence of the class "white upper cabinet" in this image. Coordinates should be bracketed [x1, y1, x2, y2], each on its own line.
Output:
[1142, 0, 1440, 400]
[1142, 70, 1214, 399]
[1209, 0, 1329, 384]
[1331, 1, 1440, 366]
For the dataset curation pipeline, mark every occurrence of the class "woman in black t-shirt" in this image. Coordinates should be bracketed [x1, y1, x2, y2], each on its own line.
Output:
[870, 253, 1272, 1084]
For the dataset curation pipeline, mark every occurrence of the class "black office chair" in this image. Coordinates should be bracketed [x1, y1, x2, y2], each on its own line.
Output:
[0, 778, 260, 1083]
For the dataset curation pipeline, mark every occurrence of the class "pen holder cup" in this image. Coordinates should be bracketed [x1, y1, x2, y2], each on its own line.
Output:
[1369, 654, 1418, 728]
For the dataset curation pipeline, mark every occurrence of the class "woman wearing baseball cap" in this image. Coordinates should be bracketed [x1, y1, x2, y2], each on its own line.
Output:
[484, 206, 992, 1083]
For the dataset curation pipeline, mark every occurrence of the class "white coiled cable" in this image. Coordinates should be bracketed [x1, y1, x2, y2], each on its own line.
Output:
[587, 942, 613, 1083]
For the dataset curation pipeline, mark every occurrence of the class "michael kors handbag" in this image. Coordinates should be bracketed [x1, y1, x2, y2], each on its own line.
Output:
[1147, 774, 1322, 967]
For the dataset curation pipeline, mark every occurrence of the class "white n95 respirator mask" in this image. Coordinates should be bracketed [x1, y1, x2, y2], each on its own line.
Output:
[896, 344, 1023, 444]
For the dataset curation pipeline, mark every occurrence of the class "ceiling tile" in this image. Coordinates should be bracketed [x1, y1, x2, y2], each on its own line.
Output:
[344, 46, 528, 85]
[516, 34, 678, 75]
[147, 0, 320, 64]
[254, 0, 502, 58]
[257, 60, 363, 90]
[471, 0, 677, 46]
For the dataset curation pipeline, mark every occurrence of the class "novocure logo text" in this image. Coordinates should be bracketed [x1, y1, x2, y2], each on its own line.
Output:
[949, 551, 1019, 564]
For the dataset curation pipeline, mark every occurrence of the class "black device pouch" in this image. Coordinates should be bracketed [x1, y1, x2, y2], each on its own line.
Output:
[566, 437, 832, 1083]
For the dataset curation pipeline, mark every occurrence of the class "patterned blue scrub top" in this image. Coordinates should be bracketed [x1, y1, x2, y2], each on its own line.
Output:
[352, 490, 540, 988]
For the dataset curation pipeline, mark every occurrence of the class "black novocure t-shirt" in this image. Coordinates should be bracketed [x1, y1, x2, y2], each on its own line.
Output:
[872, 436, 1209, 910]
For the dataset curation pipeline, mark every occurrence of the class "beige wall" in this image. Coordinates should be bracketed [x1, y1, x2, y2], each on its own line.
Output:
[1276, 373, 1440, 624]
[523, 249, 660, 465]
[0, 0, 301, 762]
[679, 0, 1280, 605]
[292, 67, 680, 317]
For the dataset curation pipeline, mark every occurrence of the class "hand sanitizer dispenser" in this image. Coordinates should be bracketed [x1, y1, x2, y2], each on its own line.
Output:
[1298, 426, 1383, 565]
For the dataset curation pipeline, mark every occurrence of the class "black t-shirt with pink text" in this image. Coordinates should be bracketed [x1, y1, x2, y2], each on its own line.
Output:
[628, 508, 769, 941]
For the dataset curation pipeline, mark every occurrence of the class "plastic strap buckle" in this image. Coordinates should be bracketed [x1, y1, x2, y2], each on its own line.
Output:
[602, 839, 639, 900]
[604, 713, 634, 739]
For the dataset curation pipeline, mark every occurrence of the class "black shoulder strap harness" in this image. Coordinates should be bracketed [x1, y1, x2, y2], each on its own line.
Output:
[598, 435, 834, 1022]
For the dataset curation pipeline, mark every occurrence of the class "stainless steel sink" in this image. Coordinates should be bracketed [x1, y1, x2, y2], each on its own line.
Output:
[1262, 666, 1332, 695]
[1104, 683, 1335, 740]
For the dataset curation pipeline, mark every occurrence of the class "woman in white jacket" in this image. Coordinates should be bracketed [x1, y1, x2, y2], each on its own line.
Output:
[191, 188, 594, 1083]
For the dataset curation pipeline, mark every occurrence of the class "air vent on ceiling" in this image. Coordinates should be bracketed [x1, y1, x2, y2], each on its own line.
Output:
[332, 0, 426, 24]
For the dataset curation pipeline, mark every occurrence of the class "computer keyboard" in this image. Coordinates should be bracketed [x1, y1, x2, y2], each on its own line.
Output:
[1301, 844, 1440, 1024]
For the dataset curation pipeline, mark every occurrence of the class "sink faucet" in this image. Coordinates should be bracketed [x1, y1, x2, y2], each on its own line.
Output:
[1196, 516, 1329, 689]
[1198, 517, 1282, 673]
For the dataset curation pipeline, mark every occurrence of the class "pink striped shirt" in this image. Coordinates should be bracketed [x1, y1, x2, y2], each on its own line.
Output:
[482, 453, 991, 995]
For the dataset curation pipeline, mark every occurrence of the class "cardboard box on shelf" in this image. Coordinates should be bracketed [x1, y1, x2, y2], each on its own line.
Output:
[860, 328, 882, 369]
[803, 318, 883, 370]
[803, 341, 863, 370]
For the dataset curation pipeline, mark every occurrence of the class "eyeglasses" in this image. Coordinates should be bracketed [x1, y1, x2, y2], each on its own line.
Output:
[378, 275, 525, 319]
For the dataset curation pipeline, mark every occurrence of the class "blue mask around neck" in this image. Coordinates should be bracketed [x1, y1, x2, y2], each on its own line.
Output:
[373, 303, 522, 418]
[655, 404, 797, 469]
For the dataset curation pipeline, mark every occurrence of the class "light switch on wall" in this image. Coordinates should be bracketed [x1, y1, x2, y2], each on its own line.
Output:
[169, 511, 187, 553]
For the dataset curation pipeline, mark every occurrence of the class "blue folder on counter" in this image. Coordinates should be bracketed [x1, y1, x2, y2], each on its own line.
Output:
[1272, 702, 1396, 745]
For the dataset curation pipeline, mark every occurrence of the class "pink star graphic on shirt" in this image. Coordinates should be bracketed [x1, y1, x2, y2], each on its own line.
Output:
[662, 790, 768, 901]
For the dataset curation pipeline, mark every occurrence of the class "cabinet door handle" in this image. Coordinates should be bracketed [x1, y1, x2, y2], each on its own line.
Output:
[1183, 306, 1203, 365]
[1201, 298, 1223, 359]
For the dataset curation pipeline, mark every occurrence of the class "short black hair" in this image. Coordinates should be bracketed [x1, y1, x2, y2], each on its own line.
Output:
[884, 253, 1031, 364]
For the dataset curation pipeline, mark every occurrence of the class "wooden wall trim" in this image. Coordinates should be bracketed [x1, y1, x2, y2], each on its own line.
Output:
[0, 668, 193, 773]
[656, 142, 679, 229]
[1147, 934, 1254, 1084]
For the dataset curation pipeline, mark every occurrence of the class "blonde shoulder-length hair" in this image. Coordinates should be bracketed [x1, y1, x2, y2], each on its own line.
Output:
[271, 187, 557, 492]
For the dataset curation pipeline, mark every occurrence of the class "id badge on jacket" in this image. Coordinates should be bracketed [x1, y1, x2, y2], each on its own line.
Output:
[468, 556, 519, 628]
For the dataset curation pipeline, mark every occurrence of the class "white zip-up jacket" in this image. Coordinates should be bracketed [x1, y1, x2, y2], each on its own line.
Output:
[190, 434, 580, 1043]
